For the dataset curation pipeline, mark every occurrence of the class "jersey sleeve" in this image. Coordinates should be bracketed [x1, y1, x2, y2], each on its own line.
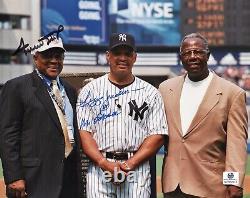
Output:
[146, 91, 168, 136]
[76, 86, 96, 133]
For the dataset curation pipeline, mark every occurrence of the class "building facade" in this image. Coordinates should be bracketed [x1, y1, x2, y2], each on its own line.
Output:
[0, 0, 40, 85]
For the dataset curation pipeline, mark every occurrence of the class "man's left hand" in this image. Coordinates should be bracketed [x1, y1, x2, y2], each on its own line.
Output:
[120, 160, 135, 173]
[226, 185, 243, 198]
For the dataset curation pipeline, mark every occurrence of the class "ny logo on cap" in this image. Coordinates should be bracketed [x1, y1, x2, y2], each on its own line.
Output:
[119, 34, 126, 42]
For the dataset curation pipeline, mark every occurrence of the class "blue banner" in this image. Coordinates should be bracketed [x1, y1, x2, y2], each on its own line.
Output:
[41, 0, 181, 46]
[108, 0, 181, 46]
[41, 0, 107, 45]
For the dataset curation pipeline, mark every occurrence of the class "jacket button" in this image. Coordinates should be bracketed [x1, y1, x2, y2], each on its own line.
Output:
[182, 139, 185, 143]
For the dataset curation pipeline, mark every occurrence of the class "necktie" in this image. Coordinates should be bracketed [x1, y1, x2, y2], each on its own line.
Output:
[51, 80, 73, 157]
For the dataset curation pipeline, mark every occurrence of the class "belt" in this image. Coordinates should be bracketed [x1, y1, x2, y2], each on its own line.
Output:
[103, 151, 136, 160]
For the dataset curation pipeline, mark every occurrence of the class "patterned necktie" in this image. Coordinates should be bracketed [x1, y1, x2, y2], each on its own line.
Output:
[51, 80, 73, 157]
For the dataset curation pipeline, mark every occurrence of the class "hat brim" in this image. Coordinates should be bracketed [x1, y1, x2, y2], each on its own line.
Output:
[31, 47, 65, 55]
[38, 47, 66, 53]
[109, 43, 135, 51]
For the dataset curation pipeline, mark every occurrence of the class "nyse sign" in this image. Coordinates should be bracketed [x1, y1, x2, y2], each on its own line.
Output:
[109, 0, 180, 45]
[131, 2, 174, 18]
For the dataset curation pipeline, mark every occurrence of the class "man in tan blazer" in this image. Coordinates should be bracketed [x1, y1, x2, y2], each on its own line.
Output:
[159, 33, 248, 198]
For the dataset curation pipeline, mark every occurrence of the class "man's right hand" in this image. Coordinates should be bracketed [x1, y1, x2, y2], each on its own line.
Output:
[98, 159, 127, 185]
[7, 180, 27, 198]
[98, 158, 121, 174]
[226, 185, 243, 198]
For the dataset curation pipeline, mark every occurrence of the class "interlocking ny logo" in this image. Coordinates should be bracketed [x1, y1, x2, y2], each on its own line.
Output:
[119, 34, 126, 41]
[128, 100, 148, 121]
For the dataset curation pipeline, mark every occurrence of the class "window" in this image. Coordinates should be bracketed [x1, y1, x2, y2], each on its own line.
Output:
[0, 14, 30, 30]
[0, 50, 31, 64]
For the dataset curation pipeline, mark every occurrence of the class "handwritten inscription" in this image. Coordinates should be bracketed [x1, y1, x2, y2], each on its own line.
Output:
[80, 119, 92, 128]
[13, 25, 64, 55]
[93, 111, 121, 124]
[79, 89, 129, 108]
[78, 87, 145, 127]
[79, 111, 121, 128]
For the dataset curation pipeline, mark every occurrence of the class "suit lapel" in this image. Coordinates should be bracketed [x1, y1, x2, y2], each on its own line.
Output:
[169, 75, 185, 135]
[184, 73, 222, 137]
[31, 72, 62, 131]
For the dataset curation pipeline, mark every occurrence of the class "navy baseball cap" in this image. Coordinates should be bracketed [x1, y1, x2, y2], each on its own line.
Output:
[109, 33, 136, 51]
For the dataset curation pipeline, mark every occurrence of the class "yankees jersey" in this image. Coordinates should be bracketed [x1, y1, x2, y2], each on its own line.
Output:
[77, 74, 168, 152]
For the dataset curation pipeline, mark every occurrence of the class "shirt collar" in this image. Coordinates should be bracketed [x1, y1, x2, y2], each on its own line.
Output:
[35, 69, 61, 89]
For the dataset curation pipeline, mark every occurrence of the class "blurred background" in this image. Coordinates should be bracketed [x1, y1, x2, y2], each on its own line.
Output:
[0, 0, 250, 197]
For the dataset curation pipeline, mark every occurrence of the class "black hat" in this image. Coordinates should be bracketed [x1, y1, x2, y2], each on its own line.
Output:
[109, 33, 136, 51]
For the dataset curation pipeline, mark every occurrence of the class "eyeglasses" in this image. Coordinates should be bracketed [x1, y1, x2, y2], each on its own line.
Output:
[180, 49, 208, 57]
[39, 51, 65, 60]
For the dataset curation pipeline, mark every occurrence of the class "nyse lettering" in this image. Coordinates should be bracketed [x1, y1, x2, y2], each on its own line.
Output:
[131, 2, 173, 18]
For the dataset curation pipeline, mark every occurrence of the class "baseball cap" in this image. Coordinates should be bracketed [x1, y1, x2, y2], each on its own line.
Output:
[31, 36, 65, 55]
[109, 33, 136, 51]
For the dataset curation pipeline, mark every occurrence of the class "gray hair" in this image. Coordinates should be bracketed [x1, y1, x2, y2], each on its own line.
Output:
[180, 33, 209, 53]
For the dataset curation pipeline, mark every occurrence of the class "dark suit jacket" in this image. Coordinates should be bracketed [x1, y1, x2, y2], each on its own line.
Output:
[0, 71, 82, 198]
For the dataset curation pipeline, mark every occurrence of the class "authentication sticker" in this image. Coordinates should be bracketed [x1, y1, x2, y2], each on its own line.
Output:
[223, 172, 239, 185]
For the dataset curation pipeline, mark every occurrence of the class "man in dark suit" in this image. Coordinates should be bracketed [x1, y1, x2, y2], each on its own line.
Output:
[0, 35, 81, 198]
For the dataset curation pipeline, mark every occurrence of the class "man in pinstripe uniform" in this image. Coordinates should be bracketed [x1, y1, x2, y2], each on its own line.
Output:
[77, 33, 168, 198]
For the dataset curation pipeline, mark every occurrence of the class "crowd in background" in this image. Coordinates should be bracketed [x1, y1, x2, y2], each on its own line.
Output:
[215, 66, 250, 91]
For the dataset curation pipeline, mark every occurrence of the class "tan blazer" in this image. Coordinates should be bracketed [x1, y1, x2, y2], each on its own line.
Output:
[159, 73, 248, 198]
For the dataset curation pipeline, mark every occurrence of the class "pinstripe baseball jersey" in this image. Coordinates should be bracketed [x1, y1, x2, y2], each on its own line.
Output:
[77, 74, 168, 151]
